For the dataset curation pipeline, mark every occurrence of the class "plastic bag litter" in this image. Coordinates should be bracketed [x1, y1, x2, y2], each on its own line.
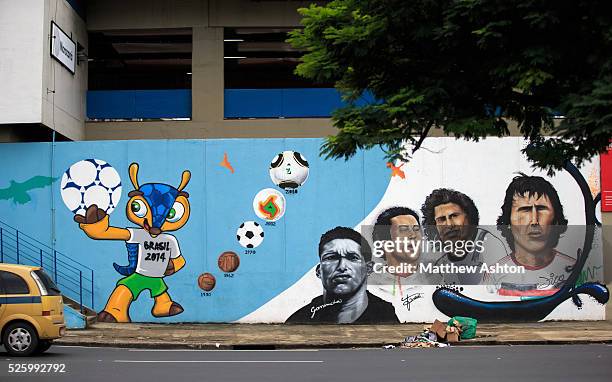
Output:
[400, 330, 448, 348]
[448, 316, 478, 339]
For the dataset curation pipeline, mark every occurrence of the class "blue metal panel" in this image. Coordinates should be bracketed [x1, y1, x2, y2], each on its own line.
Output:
[87, 91, 134, 119]
[87, 90, 191, 120]
[224, 88, 377, 118]
[224, 89, 283, 118]
[282, 88, 344, 117]
[133, 90, 191, 119]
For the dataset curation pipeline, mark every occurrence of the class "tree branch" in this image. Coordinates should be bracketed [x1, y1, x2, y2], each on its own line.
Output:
[412, 121, 433, 154]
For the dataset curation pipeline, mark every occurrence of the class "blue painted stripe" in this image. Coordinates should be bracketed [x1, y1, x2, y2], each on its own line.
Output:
[87, 90, 192, 119]
[0, 296, 42, 304]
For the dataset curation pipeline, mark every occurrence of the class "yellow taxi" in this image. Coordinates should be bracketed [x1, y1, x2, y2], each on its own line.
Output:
[0, 263, 66, 356]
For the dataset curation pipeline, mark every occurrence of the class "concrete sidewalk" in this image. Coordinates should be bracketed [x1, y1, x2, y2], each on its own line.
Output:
[55, 321, 612, 349]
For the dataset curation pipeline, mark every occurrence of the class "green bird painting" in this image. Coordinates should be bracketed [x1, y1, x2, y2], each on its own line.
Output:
[0, 176, 58, 205]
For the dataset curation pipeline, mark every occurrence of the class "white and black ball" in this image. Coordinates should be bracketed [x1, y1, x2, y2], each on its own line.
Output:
[269, 150, 309, 189]
[60, 159, 122, 215]
[236, 221, 265, 248]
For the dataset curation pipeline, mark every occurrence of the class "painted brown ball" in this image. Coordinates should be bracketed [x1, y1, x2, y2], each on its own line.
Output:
[218, 251, 240, 273]
[198, 273, 216, 291]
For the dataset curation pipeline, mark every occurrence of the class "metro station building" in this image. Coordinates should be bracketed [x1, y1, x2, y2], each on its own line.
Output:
[1, 0, 341, 142]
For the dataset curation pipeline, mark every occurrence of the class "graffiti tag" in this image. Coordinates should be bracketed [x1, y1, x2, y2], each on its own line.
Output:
[577, 265, 603, 286]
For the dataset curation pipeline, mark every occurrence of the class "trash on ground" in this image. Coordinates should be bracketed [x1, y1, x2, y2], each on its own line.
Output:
[448, 316, 478, 339]
[400, 316, 478, 347]
[400, 329, 446, 348]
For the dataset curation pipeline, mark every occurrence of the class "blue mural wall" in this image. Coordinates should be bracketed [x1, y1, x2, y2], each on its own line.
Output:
[0, 137, 607, 323]
[0, 139, 388, 322]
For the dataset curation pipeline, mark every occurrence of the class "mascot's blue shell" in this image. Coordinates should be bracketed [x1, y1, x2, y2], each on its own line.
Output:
[139, 183, 179, 228]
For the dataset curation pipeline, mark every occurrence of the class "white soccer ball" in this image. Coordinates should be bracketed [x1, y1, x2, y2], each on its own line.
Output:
[236, 221, 265, 249]
[269, 150, 309, 189]
[60, 159, 122, 215]
[252, 188, 286, 222]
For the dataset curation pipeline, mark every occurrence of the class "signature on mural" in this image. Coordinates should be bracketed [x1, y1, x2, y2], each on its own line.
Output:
[0, 176, 57, 204]
[402, 293, 424, 311]
[310, 299, 342, 319]
[537, 273, 566, 290]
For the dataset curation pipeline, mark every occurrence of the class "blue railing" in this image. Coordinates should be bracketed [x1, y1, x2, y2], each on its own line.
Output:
[0, 221, 94, 313]
[224, 88, 376, 118]
[87, 89, 192, 120]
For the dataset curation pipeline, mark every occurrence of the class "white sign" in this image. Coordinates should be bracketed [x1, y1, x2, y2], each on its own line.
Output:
[50, 22, 76, 74]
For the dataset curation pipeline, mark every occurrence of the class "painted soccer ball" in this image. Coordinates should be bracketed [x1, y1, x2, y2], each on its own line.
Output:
[269, 150, 309, 189]
[198, 273, 216, 291]
[60, 159, 122, 215]
[252, 188, 286, 222]
[236, 221, 265, 249]
[218, 251, 240, 273]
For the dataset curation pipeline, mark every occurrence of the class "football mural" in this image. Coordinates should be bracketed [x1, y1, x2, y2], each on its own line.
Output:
[0, 137, 608, 323]
[69, 162, 191, 322]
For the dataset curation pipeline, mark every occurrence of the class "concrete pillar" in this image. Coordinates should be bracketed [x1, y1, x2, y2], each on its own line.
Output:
[191, 27, 224, 122]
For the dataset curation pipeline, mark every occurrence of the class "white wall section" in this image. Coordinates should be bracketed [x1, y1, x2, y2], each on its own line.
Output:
[0, 0, 45, 124]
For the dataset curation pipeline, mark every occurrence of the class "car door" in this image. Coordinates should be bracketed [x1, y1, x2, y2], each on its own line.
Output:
[0, 271, 6, 320]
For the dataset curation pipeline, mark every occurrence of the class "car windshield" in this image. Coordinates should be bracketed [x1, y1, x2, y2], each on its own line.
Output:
[34, 269, 61, 296]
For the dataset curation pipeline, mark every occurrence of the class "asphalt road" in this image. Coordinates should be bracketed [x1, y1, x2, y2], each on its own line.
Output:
[0, 344, 611, 381]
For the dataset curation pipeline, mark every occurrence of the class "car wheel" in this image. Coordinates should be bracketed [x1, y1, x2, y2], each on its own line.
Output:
[35, 340, 52, 354]
[3, 322, 39, 357]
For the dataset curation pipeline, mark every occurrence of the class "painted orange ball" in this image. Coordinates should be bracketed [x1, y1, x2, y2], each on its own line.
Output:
[198, 273, 216, 291]
[218, 251, 240, 273]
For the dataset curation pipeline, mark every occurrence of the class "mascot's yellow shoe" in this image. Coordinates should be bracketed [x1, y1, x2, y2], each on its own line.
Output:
[152, 292, 184, 317]
[97, 285, 133, 323]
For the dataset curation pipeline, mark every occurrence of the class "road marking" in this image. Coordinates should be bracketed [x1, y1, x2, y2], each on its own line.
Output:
[114, 360, 324, 363]
[458, 345, 492, 348]
[128, 349, 319, 352]
[56, 345, 111, 349]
